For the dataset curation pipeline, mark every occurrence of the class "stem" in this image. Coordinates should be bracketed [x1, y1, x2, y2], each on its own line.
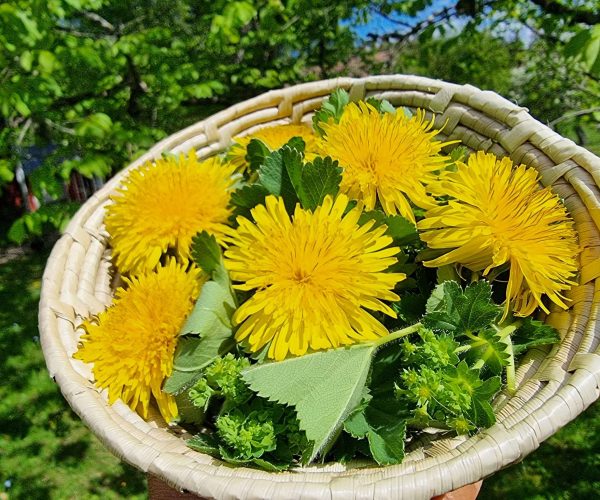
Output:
[375, 323, 422, 348]
[496, 321, 521, 340]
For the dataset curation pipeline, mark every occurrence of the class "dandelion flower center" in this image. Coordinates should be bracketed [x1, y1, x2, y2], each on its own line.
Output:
[318, 102, 455, 223]
[105, 154, 236, 275]
[224, 194, 406, 361]
[74, 260, 203, 422]
[418, 151, 579, 317]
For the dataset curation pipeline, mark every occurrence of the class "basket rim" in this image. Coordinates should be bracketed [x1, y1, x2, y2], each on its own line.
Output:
[38, 74, 600, 499]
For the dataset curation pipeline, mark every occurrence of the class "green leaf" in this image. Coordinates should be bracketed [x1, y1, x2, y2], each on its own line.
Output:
[187, 433, 221, 455]
[0, 159, 14, 184]
[242, 344, 376, 462]
[392, 293, 427, 325]
[299, 156, 342, 210]
[512, 318, 560, 356]
[190, 232, 221, 276]
[365, 97, 396, 115]
[343, 407, 370, 439]
[343, 396, 406, 465]
[565, 30, 592, 58]
[423, 281, 501, 335]
[365, 420, 406, 465]
[7, 219, 27, 245]
[359, 211, 418, 246]
[38, 50, 58, 74]
[382, 215, 418, 246]
[163, 369, 204, 395]
[164, 279, 236, 394]
[245, 138, 271, 173]
[464, 329, 510, 375]
[175, 391, 206, 425]
[75, 113, 113, 139]
[231, 184, 269, 219]
[469, 397, 496, 428]
[257, 144, 303, 213]
[20, 50, 33, 71]
[312, 89, 350, 136]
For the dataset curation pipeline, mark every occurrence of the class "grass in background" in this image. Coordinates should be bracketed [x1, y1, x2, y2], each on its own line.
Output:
[0, 249, 145, 500]
[0, 249, 597, 499]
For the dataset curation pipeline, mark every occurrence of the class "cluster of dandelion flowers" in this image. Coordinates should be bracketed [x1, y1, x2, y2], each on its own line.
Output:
[418, 151, 579, 317]
[317, 102, 456, 223]
[227, 124, 318, 173]
[105, 154, 236, 275]
[224, 194, 406, 361]
[74, 260, 203, 422]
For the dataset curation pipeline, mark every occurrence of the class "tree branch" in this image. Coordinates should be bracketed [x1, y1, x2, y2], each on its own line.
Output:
[529, 0, 600, 26]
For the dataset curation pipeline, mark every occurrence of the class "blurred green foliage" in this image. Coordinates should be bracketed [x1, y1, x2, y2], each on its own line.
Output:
[2, 0, 600, 242]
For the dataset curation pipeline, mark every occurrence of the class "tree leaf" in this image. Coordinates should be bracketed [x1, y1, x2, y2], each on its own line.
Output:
[299, 156, 342, 210]
[242, 344, 375, 462]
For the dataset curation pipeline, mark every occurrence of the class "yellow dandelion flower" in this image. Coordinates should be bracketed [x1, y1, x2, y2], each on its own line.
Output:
[224, 194, 405, 361]
[227, 124, 318, 173]
[74, 260, 203, 422]
[317, 102, 456, 223]
[105, 154, 236, 275]
[418, 151, 579, 317]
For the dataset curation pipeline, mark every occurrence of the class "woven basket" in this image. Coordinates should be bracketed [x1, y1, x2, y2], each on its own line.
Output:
[39, 75, 600, 499]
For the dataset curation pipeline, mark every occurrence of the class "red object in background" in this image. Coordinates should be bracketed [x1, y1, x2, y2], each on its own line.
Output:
[2, 180, 40, 212]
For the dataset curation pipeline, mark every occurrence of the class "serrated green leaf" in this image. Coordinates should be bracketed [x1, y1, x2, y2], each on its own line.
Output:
[423, 281, 501, 335]
[299, 156, 342, 210]
[191, 232, 221, 276]
[242, 344, 375, 462]
[175, 391, 206, 425]
[257, 144, 302, 212]
[231, 183, 269, 219]
[163, 369, 204, 394]
[343, 409, 370, 439]
[512, 318, 560, 356]
[245, 138, 270, 173]
[187, 433, 221, 455]
[312, 89, 350, 136]
[366, 420, 405, 465]
[365, 97, 396, 115]
[464, 329, 509, 375]
[474, 376, 502, 400]
[469, 397, 496, 428]
[382, 215, 418, 245]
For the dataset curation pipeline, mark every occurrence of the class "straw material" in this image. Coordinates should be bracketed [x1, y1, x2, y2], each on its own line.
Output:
[39, 75, 600, 499]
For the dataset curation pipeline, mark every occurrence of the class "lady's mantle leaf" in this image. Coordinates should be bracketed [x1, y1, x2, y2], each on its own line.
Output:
[242, 344, 375, 462]
[512, 318, 561, 355]
[344, 397, 407, 465]
[423, 281, 501, 334]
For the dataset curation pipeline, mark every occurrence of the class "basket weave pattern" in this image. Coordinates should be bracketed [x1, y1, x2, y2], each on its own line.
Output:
[39, 75, 600, 499]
